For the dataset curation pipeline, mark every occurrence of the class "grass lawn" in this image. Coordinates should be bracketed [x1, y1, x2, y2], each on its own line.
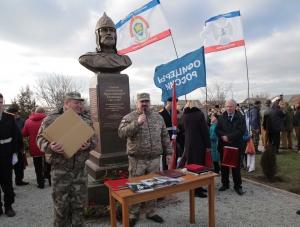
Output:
[241, 148, 300, 195]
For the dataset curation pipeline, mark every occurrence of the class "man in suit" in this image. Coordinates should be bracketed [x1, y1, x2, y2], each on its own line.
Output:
[0, 93, 18, 217]
[215, 99, 246, 196]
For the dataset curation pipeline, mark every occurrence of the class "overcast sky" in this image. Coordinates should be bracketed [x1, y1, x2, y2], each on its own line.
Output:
[1, 0, 299, 105]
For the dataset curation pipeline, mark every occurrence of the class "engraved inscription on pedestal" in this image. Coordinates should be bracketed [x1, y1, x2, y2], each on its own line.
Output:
[99, 85, 129, 131]
[89, 88, 98, 122]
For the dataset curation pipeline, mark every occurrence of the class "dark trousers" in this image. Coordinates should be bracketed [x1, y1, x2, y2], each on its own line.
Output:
[13, 151, 25, 183]
[268, 132, 280, 153]
[0, 154, 15, 208]
[220, 151, 242, 189]
[33, 157, 44, 187]
[213, 161, 220, 174]
[33, 157, 51, 186]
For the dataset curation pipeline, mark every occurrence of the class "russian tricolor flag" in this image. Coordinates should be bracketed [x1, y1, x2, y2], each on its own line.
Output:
[200, 11, 245, 54]
[116, 0, 171, 55]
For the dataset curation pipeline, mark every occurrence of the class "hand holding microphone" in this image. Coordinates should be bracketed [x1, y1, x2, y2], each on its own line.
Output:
[138, 108, 147, 125]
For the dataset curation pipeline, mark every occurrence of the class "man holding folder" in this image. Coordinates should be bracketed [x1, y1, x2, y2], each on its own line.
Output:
[36, 92, 98, 227]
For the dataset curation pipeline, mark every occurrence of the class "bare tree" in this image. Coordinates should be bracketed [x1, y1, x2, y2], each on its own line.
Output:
[199, 76, 238, 108]
[34, 73, 85, 111]
[252, 92, 270, 99]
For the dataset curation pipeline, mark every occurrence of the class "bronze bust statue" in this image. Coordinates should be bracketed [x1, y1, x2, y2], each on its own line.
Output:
[79, 13, 132, 74]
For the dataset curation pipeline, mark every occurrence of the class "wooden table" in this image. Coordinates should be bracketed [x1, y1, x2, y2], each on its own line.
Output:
[105, 171, 217, 227]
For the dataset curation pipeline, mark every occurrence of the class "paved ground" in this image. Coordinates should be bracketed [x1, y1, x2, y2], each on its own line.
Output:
[1, 153, 300, 227]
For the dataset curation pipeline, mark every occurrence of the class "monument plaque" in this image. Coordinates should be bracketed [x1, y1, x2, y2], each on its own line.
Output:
[99, 84, 129, 131]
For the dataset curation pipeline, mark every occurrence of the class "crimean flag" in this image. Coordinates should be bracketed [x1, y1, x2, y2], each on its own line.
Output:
[169, 82, 177, 170]
[116, 0, 171, 55]
[200, 11, 245, 54]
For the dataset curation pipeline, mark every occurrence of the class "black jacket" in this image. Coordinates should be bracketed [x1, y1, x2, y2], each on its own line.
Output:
[263, 107, 285, 133]
[215, 110, 246, 154]
[0, 112, 18, 156]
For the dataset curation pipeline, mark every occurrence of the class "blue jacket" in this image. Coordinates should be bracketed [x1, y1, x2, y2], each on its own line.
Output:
[209, 122, 220, 162]
[250, 106, 260, 130]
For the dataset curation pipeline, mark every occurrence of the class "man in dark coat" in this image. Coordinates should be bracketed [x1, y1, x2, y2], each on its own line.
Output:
[279, 101, 294, 150]
[158, 97, 184, 170]
[263, 102, 285, 154]
[215, 99, 246, 196]
[181, 101, 211, 198]
[6, 108, 28, 186]
[0, 93, 18, 217]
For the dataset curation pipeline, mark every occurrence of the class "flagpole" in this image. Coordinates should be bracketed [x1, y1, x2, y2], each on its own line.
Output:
[243, 44, 250, 107]
[160, 0, 187, 102]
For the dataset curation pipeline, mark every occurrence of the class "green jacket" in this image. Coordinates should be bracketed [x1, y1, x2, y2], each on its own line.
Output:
[36, 111, 98, 170]
[282, 105, 294, 131]
[118, 109, 172, 159]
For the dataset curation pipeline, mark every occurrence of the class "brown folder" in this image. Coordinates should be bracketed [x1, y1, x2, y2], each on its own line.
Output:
[42, 108, 95, 159]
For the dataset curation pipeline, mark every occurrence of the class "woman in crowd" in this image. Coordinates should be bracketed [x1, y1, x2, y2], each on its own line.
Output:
[181, 101, 211, 198]
[209, 113, 220, 174]
[22, 107, 51, 188]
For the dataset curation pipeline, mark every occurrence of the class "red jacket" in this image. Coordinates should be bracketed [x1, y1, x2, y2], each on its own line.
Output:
[22, 113, 46, 157]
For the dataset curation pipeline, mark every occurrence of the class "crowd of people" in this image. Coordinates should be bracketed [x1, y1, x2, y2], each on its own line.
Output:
[1, 90, 300, 227]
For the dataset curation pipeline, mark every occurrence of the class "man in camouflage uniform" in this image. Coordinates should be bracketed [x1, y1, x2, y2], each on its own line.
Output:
[250, 100, 262, 154]
[36, 92, 98, 227]
[118, 93, 173, 227]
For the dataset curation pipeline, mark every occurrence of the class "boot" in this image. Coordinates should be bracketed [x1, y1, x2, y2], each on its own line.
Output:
[5, 207, 16, 217]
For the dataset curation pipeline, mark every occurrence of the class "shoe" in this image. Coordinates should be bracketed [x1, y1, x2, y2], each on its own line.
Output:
[37, 185, 44, 189]
[198, 187, 207, 192]
[195, 192, 207, 198]
[16, 181, 29, 186]
[279, 147, 287, 150]
[255, 150, 262, 155]
[235, 188, 244, 196]
[218, 185, 229, 191]
[147, 214, 164, 223]
[0, 206, 3, 216]
[296, 210, 300, 215]
[5, 207, 16, 217]
[129, 218, 137, 227]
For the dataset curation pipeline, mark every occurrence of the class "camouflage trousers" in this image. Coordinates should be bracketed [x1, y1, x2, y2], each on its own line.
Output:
[251, 129, 260, 150]
[128, 156, 160, 219]
[51, 167, 87, 227]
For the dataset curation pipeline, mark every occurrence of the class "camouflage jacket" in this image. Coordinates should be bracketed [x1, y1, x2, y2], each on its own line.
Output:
[118, 109, 172, 159]
[36, 111, 98, 170]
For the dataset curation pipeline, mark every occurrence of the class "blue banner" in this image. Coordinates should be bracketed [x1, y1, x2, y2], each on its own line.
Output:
[154, 47, 206, 101]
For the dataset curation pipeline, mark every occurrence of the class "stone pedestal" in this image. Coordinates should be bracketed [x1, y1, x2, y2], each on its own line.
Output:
[86, 73, 130, 180]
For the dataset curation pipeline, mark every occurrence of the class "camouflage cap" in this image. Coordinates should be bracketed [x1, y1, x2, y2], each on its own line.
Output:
[137, 93, 150, 102]
[65, 92, 84, 101]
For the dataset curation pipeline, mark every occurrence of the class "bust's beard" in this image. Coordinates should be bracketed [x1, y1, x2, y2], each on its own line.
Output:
[101, 38, 115, 47]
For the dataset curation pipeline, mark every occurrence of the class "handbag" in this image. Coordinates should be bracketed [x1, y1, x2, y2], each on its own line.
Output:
[222, 146, 238, 168]
[245, 138, 256, 155]
[205, 150, 213, 168]
[23, 153, 28, 167]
